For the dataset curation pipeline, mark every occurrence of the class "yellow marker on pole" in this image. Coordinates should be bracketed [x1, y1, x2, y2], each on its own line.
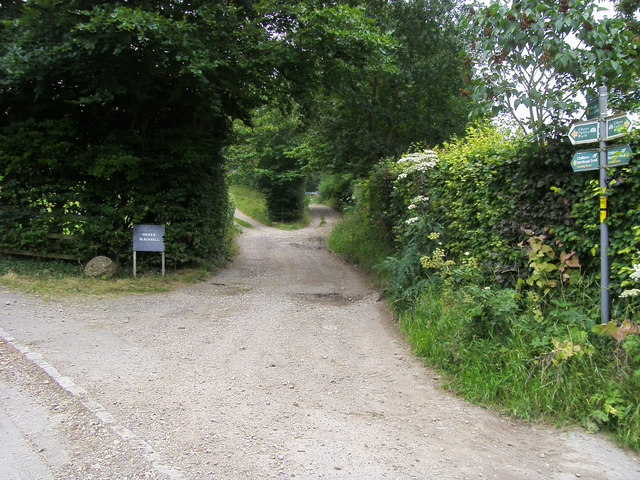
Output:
[600, 196, 608, 223]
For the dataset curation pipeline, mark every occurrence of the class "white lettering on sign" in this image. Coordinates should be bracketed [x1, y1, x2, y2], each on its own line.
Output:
[132, 225, 165, 252]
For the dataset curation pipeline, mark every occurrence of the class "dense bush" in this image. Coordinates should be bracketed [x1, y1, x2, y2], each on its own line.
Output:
[331, 123, 640, 450]
[317, 173, 355, 211]
[0, 1, 263, 267]
[360, 124, 640, 296]
[0, 118, 234, 267]
[225, 108, 308, 223]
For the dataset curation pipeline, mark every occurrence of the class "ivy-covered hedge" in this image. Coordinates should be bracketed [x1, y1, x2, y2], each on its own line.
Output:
[0, 119, 234, 267]
[357, 124, 640, 295]
[0, 1, 266, 267]
[338, 124, 640, 450]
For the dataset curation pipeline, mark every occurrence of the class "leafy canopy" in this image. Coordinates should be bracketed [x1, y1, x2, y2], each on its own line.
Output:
[468, 0, 640, 135]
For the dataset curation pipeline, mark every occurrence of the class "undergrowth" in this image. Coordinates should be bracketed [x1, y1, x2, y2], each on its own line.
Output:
[327, 207, 392, 279]
[329, 206, 640, 452]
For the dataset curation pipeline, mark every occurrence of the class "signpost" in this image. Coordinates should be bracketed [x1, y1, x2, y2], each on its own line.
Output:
[571, 150, 599, 172]
[132, 224, 166, 277]
[585, 97, 600, 120]
[568, 120, 599, 145]
[607, 145, 633, 167]
[606, 114, 633, 141]
[567, 86, 635, 324]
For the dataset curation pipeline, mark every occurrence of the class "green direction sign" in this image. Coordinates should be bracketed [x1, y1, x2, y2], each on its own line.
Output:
[568, 120, 599, 145]
[606, 114, 633, 141]
[571, 146, 634, 172]
[585, 98, 600, 120]
[607, 145, 633, 167]
[571, 150, 599, 172]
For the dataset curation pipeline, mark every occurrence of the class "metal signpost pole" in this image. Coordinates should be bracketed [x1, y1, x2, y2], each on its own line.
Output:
[598, 85, 610, 325]
[569, 87, 634, 324]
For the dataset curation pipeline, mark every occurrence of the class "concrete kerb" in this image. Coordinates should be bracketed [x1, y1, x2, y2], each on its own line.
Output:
[0, 328, 185, 480]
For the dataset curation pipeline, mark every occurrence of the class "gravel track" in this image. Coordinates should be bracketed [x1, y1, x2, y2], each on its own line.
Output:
[1, 205, 639, 480]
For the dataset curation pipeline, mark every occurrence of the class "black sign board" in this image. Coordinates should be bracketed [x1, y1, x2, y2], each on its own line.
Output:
[132, 225, 165, 252]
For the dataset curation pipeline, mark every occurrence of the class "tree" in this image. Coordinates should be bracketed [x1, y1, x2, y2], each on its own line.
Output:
[0, 0, 273, 264]
[226, 107, 308, 222]
[614, 0, 640, 110]
[292, 0, 472, 176]
[468, 0, 639, 136]
[616, 0, 640, 35]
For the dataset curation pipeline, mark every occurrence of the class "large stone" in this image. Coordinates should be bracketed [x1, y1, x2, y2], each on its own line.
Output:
[84, 256, 118, 279]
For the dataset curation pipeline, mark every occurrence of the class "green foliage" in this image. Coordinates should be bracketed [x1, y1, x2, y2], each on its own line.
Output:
[317, 173, 355, 211]
[353, 124, 639, 298]
[329, 121, 640, 450]
[229, 185, 272, 227]
[225, 108, 307, 223]
[398, 284, 640, 450]
[230, 184, 309, 230]
[0, 0, 274, 266]
[292, 0, 472, 177]
[468, 0, 640, 135]
[327, 207, 392, 279]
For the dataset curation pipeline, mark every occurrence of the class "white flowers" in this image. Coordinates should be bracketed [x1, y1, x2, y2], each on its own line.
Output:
[412, 195, 430, 204]
[621, 289, 640, 298]
[621, 263, 640, 298]
[396, 150, 438, 178]
[405, 217, 419, 225]
[630, 263, 640, 282]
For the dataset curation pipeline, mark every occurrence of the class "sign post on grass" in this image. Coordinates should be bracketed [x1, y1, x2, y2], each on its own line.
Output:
[132, 224, 165, 277]
[568, 86, 635, 324]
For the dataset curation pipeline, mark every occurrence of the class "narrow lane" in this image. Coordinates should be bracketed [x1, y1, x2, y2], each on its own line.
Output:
[1, 205, 639, 479]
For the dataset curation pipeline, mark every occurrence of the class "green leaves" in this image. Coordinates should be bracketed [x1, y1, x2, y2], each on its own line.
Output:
[0, 0, 275, 266]
[468, 0, 639, 136]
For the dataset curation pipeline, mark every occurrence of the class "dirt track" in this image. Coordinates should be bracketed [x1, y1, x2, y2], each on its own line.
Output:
[1, 205, 640, 479]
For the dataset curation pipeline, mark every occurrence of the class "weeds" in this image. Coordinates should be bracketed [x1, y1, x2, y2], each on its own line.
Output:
[328, 208, 392, 280]
[329, 209, 640, 452]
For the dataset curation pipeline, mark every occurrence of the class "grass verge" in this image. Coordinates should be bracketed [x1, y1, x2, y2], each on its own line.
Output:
[0, 255, 211, 297]
[230, 184, 271, 226]
[328, 211, 640, 453]
[230, 184, 310, 230]
[234, 217, 253, 229]
[399, 284, 640, 451]
[327, 208, 392, 279]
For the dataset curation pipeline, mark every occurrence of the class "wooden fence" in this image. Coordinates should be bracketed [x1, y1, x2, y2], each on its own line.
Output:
[0, 206, 89, 261]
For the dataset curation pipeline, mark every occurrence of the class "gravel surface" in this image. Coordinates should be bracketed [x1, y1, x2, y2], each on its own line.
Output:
[1, 205, 639, 480]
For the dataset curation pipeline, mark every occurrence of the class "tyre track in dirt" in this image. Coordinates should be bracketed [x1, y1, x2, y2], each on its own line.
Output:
[1, 205, 639, 479]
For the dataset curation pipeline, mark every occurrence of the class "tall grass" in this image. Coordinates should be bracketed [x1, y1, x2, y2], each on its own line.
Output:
[230, 184, 272, 226]
[400, 285, 640, 451]
[327, 208, 392, 278]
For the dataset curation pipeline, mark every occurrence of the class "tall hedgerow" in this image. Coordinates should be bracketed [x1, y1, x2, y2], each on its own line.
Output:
[332, 123, 640, 450]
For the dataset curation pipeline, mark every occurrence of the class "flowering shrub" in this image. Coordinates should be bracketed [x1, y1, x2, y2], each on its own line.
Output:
[334, 123, 640, 451]
[621, 263, 640, 298]
[395, 150, 439, 179]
